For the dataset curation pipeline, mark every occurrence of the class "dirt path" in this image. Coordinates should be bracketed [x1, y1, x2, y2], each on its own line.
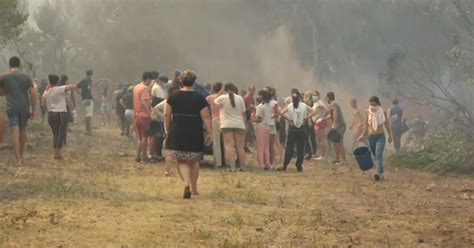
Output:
[0, 123, 473, 247]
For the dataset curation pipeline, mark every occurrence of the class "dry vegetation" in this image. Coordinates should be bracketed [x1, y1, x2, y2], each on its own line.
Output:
[0, 122, 473, 247]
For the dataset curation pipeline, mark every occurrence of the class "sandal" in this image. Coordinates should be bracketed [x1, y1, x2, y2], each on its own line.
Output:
[183, 185, 192, 199]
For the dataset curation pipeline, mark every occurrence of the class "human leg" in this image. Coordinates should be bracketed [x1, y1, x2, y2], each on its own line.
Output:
[234, 129, 246, 169]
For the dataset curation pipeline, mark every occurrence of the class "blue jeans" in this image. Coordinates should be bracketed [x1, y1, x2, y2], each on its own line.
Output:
[368, 134, 386, 176]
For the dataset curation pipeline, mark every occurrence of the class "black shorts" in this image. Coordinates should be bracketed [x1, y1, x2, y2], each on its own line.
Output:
[148, 120, 164, 137]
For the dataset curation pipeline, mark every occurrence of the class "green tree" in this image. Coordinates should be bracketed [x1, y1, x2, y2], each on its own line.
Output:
[0, 0, 28, 47]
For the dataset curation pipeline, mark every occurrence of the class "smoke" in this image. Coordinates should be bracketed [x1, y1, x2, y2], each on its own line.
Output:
[256, 25, 315, 96]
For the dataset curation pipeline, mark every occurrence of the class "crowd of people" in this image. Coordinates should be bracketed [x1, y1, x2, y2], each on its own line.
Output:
[1, 56, 418, 199]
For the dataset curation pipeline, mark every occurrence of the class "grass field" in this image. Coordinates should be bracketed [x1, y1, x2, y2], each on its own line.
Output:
[0, 122, 473, 247]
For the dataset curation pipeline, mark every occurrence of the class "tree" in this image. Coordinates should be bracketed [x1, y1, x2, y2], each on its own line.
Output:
[0, 0, 28, 48]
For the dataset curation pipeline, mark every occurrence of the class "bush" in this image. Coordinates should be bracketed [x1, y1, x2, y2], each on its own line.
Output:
[388, 124, 474, 175]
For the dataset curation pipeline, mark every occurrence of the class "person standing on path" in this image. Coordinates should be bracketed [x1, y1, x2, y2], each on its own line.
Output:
[206, 82, 223, 168]
[0, 56, 37, 165]
[42, 74, 77, 159]
[77, 69, 94, 135]
[389, 99, 403, 153]
[133, 72, 153, 163]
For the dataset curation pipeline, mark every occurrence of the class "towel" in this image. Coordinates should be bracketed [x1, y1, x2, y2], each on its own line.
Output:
[368, 106, 385, 129]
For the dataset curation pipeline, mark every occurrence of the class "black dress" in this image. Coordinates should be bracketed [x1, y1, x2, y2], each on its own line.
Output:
[166, 90, 208, 160]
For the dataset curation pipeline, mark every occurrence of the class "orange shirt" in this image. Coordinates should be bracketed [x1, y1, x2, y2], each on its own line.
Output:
[133, 83, 151, 118]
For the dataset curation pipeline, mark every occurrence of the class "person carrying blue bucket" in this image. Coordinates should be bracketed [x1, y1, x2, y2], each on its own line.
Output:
[358, 96, 392, 181]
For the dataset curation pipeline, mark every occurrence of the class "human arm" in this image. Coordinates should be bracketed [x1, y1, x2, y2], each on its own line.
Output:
[28, 86, 37, 120]
[358, 111, 368, 141]
[331, 104, 338, 129]
[305, 105, 316, 120]
[200, 106, 212, 146]
[384, 111, 393, 143]
[164, 103, 172, 137]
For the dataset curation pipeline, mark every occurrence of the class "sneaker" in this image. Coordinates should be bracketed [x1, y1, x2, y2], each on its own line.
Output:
[227, 164, 237, 172]
[331, 160, 342, 164]
[314, 156, 325, 161]
[277, 166, 287, 171]
[374, 174, 381, 181]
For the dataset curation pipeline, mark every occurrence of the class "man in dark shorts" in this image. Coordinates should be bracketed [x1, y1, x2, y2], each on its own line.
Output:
[77, 69, 94, 135]
[327, 91, 347, 164]
[0, 56, 37, 165]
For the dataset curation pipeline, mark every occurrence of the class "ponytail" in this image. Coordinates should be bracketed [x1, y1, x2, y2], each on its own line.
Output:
[224, 83, 237, 108]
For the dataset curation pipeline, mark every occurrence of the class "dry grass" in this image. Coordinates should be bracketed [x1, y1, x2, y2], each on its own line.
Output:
[0, 122, 473, 247]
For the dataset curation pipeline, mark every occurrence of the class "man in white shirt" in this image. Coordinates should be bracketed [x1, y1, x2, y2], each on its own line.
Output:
[151, 73, 167, 100]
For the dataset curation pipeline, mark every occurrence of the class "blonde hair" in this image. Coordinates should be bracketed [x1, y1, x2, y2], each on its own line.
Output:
[179, 70, 197, 87]
[303, 91, 313, 105]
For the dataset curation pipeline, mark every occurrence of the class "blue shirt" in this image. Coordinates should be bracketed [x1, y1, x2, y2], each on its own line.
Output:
[390, 105, 403, 130]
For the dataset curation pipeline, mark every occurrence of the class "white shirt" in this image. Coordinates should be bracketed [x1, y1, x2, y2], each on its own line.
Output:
[43, 86, 67, 112]
[215, 93, 246, 130]
[255, 103, 272, 128]
[286, 102, 308, 128]
[312, 99, 326, 122]
[151, 99, 166, 121]
[151, 82, 166, 99]
[267, 100, 277, 126]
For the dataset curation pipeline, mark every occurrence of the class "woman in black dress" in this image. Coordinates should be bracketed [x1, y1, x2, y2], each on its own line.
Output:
[165, 70, 212, 199]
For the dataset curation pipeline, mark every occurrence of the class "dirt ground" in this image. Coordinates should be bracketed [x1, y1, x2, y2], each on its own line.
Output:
[0, 122, 473, 247]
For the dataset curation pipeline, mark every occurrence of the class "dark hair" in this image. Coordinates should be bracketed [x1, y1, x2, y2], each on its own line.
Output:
[86, 69, 93, 76]
[151, 71, 159, 80]
[158, 75, 169, 82]
[59, 75, 68, 86]
[142, 71, 153, 81]
[48, 74, 60, 85]
[314, 90, 320, 96]
[327, 92, 335, 101]
[224, 83, 237, 108]
[9, 56, 20, 68]
[258, 90, 271, 104]
[369, 96, 381, 106]
[205, 83, 211, 91]
[392, 99, 399, 105]
[292, 90, 301, 109]
[180, 70, 197, 87]
[212, 82, 223, 94]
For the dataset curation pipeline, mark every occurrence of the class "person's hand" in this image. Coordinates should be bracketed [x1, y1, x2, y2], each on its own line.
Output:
[205, 133, 212, 146]
[388, 136, 393, 144]
[29, 112, 35, 121]
[358, 136, 365, 142]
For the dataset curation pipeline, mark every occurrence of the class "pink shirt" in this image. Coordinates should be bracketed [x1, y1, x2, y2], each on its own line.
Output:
[206, 94, 220, 121]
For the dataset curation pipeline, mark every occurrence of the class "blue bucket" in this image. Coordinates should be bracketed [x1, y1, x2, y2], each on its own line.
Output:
[353, 147, 374, 171]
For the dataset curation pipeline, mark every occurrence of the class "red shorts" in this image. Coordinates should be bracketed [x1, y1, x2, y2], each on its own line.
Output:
[135, 116, 151, 140]
[314, 120, 328, 130]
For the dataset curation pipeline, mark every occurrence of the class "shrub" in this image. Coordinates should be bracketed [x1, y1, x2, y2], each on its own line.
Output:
[388, 124, 474, 175]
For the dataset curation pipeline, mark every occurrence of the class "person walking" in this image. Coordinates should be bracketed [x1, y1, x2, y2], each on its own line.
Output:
[389, 99, 403, 153]
[0, 56, 37, 165]
[349, 98, 364, 149]
[359, 96, 392, 181]
[165, 70, 212, 199]
[42, 74, 77, 159]
[215, 83, 247, 172]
